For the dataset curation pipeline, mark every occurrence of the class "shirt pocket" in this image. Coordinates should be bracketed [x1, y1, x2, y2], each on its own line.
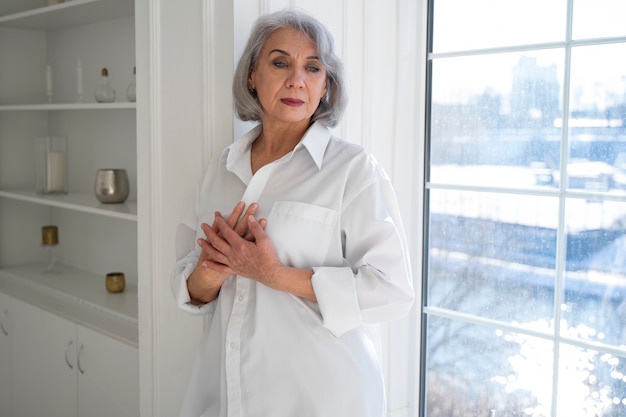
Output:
[265, 201, 339, 268]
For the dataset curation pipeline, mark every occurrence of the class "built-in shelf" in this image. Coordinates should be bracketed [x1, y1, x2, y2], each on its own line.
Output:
[0, 0, 133, 31]
[0, 102, 136, 111]
[0, 190, 137, 221]
[0, 262, 138, 345]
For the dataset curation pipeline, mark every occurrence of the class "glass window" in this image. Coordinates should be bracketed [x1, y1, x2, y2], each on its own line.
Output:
[432, 0, 566, 52]
[572, 0, 626, 40]
[422, 1, 626, 416]
[430, 50, 564, 189]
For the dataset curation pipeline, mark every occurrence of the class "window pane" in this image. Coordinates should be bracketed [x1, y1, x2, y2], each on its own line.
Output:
[556, 344, 626, 417]
[427, 189, 557, 322]
[425, 317, 554, 417]
[567, 43, 626, 194]
[424, 2, 626, 417]
[432, 0, 566, 53]
[562, 198, 626, 348]
[430, 50, 564, 189]
[573, 0, 626, 40]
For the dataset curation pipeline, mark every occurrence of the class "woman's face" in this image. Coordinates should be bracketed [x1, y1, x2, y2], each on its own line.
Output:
[249, 28, 328, 129]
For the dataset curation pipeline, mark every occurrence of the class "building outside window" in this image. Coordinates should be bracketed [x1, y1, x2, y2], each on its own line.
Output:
[421, 1, 626, 416]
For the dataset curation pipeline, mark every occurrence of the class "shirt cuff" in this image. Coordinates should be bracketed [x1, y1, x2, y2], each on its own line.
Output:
[172, 263, 217, 316]
[311, 266, 362, 337]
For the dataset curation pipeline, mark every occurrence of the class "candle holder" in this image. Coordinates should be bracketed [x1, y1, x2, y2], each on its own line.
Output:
[35, 136, 68, 194]
[106, 272, 126, 293]
[42, 225, 59, 273]
[46, 64, 53, 103]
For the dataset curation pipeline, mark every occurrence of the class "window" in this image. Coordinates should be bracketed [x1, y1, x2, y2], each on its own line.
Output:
[422, 1, 626, 416]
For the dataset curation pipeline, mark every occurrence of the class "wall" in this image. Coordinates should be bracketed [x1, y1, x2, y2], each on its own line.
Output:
[138, 0, 234, 416]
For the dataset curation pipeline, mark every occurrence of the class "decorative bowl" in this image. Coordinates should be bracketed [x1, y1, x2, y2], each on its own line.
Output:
[95, 169, 129, 204]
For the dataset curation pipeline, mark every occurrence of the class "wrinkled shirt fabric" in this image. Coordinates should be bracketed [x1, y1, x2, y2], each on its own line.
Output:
[172, 122, 414, 417]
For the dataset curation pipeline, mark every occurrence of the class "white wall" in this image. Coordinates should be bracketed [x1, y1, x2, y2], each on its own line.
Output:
[138, 0, 235, 416]
[139, 1, 426, 415]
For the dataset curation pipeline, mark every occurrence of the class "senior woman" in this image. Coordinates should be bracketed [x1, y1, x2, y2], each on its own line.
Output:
[172, 9, 414, 417]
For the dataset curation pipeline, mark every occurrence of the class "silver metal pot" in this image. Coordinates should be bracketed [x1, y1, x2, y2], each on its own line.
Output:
[94, 169, 130, 204]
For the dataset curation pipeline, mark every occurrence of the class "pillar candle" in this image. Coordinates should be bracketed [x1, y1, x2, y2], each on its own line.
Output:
[47, 151, 66, 192]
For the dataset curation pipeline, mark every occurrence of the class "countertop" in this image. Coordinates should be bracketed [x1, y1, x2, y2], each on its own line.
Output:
[0, 262, 138, 346]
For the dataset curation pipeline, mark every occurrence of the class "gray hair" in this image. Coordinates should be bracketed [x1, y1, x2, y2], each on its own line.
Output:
[233, 9, 347, 128]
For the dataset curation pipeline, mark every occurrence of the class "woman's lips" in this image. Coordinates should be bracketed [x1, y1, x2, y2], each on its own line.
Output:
[281, 98, 304, 106]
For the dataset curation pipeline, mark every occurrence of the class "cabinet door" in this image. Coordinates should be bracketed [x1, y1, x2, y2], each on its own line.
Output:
[77, 325, 139, 417]
[11, 298, 78, 417]
[0, 293, 11, 417]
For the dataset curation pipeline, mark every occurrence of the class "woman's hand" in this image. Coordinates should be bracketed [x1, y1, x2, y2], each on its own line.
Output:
[201, 214, 280, 286]
[187, 202, 265, 304]
[202, 214, 317, 301]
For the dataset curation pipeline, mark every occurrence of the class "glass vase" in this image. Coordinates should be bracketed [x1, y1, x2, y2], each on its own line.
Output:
[95, 68, 116, 103]
[126, 66, 136, 102]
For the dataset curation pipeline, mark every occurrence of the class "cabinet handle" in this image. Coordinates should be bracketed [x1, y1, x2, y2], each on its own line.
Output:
[65, 340, 74, 369]
[0, 310, 7, 336]
[77, 344, 85, 374]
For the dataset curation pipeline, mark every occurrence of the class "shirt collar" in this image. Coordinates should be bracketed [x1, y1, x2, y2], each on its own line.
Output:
[296, 121, 331, 170]
[225, 121, 331, 171]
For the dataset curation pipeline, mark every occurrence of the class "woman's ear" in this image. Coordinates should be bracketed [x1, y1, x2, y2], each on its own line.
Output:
[248, 69, 256, 90]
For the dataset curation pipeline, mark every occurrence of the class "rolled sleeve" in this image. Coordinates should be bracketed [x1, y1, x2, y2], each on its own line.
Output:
[328, 176, 414, 331]
[171, 255, 217, 316]
[311, 266, 363, 336]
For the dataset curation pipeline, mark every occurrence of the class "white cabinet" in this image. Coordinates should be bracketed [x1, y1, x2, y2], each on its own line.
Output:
[11, 297, 77, 417]
[77, 325, 139, 417]
[10, 297, 138, 417]
[0, 292, 11, 417]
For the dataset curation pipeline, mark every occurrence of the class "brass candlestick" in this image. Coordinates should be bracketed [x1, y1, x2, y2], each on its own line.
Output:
[42, 225, 59, 273]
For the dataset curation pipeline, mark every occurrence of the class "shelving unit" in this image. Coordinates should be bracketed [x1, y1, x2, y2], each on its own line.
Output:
[0, 0, 133, 31]
[0, 0, 138, 333]
[0, 102, 136, 111]
[0, 189, 137, 220]
[0, 1, 143, 414]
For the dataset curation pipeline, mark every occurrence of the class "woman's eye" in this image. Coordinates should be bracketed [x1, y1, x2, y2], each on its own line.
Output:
[273, 61, 287, 68]
[307, 66, 320, 73]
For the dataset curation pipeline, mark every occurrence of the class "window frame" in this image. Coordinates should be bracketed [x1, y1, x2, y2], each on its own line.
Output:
[416, 0, 626, 416]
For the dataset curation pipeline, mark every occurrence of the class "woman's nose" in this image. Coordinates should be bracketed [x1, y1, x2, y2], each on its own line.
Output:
[286, 67, 305, 89]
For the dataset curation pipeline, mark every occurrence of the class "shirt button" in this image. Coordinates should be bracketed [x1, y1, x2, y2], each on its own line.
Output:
[238, 294, 245, 302]
[230, 342, 237, 349]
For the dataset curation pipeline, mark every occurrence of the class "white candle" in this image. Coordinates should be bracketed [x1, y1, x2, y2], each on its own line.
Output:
[76, 59, 84, 102]
[46, 64, 53, 103]
[47, 151, 66, 192]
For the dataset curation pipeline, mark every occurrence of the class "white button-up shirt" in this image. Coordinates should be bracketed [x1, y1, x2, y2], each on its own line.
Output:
[172, 122, 414, 417]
